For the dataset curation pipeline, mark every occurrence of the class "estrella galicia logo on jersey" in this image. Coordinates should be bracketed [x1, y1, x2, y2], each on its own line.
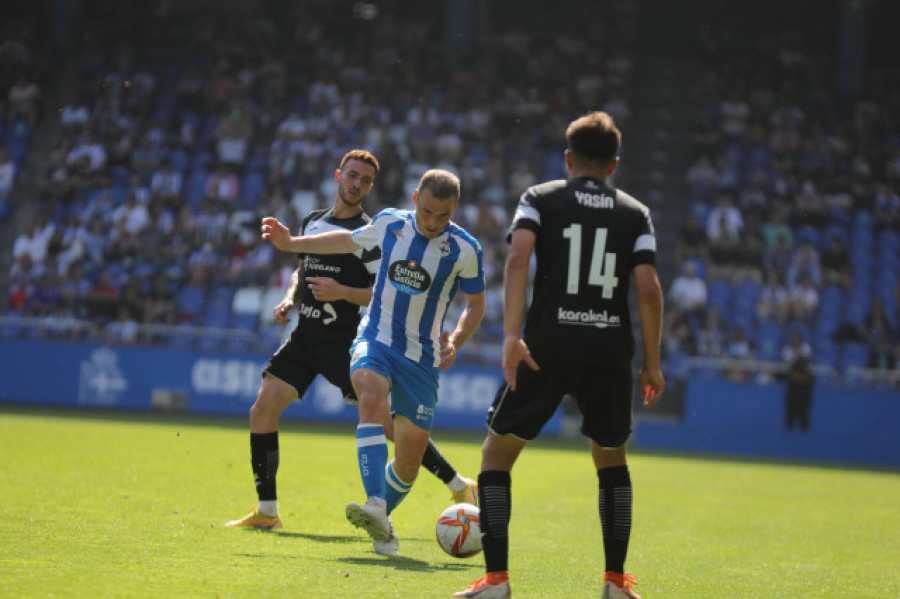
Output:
[389, 259, 431, 295]
[557, 307, 622, 328]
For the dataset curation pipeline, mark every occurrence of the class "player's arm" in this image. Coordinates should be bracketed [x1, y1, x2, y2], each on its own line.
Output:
[634, 263, 665, 407]
[304, 277, 373, 307]
[439, 290, 486, 373]
[261, 216, 360, 254]
[501, 228, 540, 390]
[273, 265, 302, 324]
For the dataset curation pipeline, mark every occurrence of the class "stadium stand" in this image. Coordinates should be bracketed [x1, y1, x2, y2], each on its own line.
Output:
[0, 0, 897, 391]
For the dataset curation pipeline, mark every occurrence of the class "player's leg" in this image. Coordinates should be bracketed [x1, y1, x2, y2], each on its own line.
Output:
[379, 353, 440, 516]
[456, 368, 560, 599]
[580, 369, 641, 599]
[345, 342, 394, 543]
[421, 438, 480, 505]
[385, 414, 430, 514]
[225, 373, 299, 529]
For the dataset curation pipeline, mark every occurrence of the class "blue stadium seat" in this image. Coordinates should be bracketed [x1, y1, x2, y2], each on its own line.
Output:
[175, 285, 206, 323]
[707, 278, 732, 319]
[840, 342, 868, 371]
[756, 319, 783, 361]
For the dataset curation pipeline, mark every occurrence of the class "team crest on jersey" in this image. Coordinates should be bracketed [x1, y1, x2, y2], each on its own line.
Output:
[389, 259, 432, 295]
[439, 241, 451, 255]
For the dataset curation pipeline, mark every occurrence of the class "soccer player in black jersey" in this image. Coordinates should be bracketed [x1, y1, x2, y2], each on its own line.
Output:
[226, 150, 477, 536]
[454, 113, 664, 599]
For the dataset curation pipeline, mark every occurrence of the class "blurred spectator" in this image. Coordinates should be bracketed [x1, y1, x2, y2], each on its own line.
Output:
[781, 330, 814, 432]
[675, 211, 708, 264]
[6, 73, 42, 126]
[215, 100, 255, 168]
[204, 164, 240, 204]
[763, 233, 794, 283]
[732, 231, 765, 284]
[757, 271, 791, 323]
[724, 324, 755, 381]
[85, 269, 120, 321]
[820, 234, 852, 290]
[696, 304, 728, 357]
[0, 147, 16, 202]
[150, 157, 183, 207]
[759, 206, 795, 252]
[787, 272, 819, 322]
[786, 239, 821, 287]
[867, 333, 896, 371]
[872, 183, 900, 232]
[105, 305, 139, 344]
[668, 261, 708, 319]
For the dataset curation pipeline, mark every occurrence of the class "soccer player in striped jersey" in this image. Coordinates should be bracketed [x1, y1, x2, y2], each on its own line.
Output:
[226, 152, 478, 534]
[262, 168, 486, 555]
[455, 112, 665, 599]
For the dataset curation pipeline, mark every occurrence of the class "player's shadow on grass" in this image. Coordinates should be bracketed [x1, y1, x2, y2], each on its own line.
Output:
[276, 531, 359, 543]
[337, 555, 472, 572]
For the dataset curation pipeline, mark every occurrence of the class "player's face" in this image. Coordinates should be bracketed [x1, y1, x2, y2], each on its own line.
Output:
[413, 188, 456, 238]
[335, 159, 376, 208]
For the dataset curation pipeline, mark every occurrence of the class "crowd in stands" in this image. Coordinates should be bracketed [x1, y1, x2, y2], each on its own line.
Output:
[667, 25, 900, 386]
[2, 0, 639, 362]
[2, 1, 897, 387]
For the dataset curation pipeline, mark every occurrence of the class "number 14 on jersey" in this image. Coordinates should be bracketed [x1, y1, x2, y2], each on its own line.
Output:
[562, 224, 619, 298]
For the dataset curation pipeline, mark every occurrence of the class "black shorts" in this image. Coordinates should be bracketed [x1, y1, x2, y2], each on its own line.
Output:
[486, 355, 634, 448]
[263, 332, 355, 401]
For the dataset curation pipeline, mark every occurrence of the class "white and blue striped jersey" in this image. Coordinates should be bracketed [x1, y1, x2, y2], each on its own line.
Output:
[350, 208, 485, 367]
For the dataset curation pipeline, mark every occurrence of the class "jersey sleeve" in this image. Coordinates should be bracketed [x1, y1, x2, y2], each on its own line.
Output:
[633, 206, 657, 267]
[350, 209, 391, 250]
[507, 188, 541, 241]
[458, 239, 486, 294]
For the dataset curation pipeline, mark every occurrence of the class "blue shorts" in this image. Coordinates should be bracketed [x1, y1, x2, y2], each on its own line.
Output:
[350, 338, 439, 430]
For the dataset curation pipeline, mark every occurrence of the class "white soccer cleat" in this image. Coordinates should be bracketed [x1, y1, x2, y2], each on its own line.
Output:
[345, 497, 392, 541]
[372, 519, 399, 555]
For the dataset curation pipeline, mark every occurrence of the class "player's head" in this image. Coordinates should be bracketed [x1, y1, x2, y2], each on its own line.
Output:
[413, 169, 460, 239]
[564, 111, 621, 176]
[335, 149, 380, 209]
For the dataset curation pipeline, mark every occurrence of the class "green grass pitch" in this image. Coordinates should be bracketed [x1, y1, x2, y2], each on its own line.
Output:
[1, 405, 898, 597]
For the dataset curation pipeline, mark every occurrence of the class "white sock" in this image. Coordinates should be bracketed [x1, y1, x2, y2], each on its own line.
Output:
[258, 500, 278, 517]
[447, 473, 468, 492]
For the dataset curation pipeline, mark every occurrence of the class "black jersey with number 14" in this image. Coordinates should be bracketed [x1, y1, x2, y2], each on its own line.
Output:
[509, 176, 656, 368]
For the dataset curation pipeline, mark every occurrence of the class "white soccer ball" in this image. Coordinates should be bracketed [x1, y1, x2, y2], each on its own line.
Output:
[435, 503, 482, 558]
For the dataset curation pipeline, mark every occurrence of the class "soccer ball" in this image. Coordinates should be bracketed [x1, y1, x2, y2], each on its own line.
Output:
[435, 503, 482, 558]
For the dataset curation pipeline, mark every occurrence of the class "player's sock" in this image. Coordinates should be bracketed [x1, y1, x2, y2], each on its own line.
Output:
[478, 470, 511, 573]
[356, 424, 388, 500]
[250, 432, 279, 515]
[384, 460, 414, 515]
[421, 438, 457, 484]
[598, 465, 632, 573]
[447, 473, 469, 493]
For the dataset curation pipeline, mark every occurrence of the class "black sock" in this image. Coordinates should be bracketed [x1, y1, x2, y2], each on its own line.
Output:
[421, 438, 457, 483]
[598, 465, 632, 573]
[250, 432, 279, 501]
[479, 470, 511, 573]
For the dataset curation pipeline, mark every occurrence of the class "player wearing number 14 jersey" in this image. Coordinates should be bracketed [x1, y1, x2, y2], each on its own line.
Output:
[455, 112, 665, 599]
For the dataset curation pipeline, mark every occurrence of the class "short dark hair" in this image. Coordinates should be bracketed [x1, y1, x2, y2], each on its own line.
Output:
[418, 169, 460, 201]
[339, 149, 380, 176]
[565, 111, 621, 165]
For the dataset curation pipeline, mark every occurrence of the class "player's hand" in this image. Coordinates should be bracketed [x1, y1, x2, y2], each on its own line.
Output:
[501, 334, 539, 391]
[639, 367, 665, 408]
[273, 299, 293, 325]
[306, 277, 344, 302]
[438, 331, 457, 373]
[260, 216, 292, 251]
